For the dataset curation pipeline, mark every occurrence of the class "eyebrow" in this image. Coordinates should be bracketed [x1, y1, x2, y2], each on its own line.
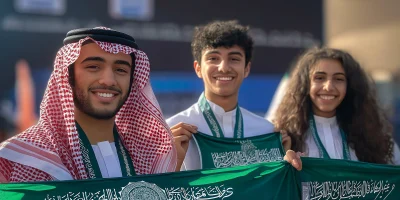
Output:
[81, 56, 105, 64]
[228, 51, 244, 57]
[205, 50, 221, 56]
[81, 56, 132, 67]
[114, 60, 132, 68]
[204, 50, 244, 57]
[314, 71, 346, 76]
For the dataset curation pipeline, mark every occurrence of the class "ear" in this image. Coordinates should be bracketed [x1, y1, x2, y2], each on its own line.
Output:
[244, 61, 251, 78]
[194, 60, 202, 78]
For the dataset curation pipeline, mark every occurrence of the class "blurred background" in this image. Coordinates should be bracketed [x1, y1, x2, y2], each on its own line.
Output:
[0, 0, 399, 143]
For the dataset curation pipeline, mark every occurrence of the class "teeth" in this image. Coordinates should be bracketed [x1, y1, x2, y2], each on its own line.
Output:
[97, 93, 114, 98]
[216, 77, 233, 81]
[320, 95, 335, 100]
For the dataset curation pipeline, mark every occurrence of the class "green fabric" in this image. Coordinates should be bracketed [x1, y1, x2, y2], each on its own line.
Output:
[113, 126, 136, 177]
[299, 158, 400, 200]
[2, 158, 400, 199]
[76, 122, 103, 179]
[193, 132, 285, 169]
[0, 161, 299, 200]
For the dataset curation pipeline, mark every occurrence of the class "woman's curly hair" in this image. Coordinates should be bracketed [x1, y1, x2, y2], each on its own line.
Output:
[274, 47, 394, 164]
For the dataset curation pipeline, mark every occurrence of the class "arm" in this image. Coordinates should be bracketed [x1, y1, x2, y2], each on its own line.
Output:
[280, 130, 292, 152]
[170, 122, 198, 171]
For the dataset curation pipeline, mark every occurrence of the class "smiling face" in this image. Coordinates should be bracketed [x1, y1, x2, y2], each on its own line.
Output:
[194, 45, 250, 102]
[71, 43, 132, 120]
[309, 59, 347, 118]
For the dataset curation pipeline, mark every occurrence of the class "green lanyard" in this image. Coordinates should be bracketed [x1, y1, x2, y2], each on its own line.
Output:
[76, 122, 136, 179]
[309, 115, 351, 160]
[198, 93, 244, 139]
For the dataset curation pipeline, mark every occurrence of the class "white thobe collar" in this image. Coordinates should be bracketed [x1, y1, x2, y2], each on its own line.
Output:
[206, 98, 237, 117]
[313, 115, 337, 125]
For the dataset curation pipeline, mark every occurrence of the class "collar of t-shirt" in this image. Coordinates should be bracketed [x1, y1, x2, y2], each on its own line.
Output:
[205, 99, 237, 138]
[91, 141, 122, 178]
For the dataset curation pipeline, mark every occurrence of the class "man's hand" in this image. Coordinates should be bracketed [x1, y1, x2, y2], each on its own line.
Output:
[171, 122, 197, 171]
[284, 150, 303, 171]
[280, 130, 291, 152]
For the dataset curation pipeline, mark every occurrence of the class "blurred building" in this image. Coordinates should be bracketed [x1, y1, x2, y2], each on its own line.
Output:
[325, 0, 400, 141]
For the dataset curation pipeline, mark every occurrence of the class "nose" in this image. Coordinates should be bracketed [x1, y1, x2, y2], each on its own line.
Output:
[323, 79, 334, 91]
[218, 60, 231, 73]
[98, 67, 117, 86]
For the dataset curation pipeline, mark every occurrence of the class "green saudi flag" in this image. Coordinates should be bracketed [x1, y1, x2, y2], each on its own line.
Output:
[2, 158, 400, 200]
[0, 161, 299, 200]
[299, 158, 400, 200]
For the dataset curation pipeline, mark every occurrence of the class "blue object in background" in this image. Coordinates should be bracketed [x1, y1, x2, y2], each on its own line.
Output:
[150, 72, 282, 116]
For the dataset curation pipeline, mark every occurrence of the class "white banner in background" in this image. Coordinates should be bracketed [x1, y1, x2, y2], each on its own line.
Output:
[109, 0, 154, 21]
[14, 0, 66, 15]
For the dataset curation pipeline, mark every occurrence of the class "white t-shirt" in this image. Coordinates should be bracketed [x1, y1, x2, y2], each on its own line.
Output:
[166, 98, 275, 171]
[305, 115, 400, 164]
[91, 141, 122, 178]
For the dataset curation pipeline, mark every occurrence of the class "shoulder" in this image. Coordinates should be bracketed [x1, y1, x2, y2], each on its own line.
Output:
[7, 126, 54, 151]
[166, 103, 201, 127]
[0, 158, 53, 183]
[240, 107, 275, 134]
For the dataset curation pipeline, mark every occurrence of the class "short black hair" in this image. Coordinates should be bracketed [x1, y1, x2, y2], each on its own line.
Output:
[191, 20, 254, 66]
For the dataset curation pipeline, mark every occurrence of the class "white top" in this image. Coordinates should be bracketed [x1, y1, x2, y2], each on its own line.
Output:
[305, 115, 400, 165]
[91, 142, 122, 178]
[166, 98, 275, 171]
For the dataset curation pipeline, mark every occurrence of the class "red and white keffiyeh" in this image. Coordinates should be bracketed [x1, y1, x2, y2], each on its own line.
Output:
[0, 28, 177, 182]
